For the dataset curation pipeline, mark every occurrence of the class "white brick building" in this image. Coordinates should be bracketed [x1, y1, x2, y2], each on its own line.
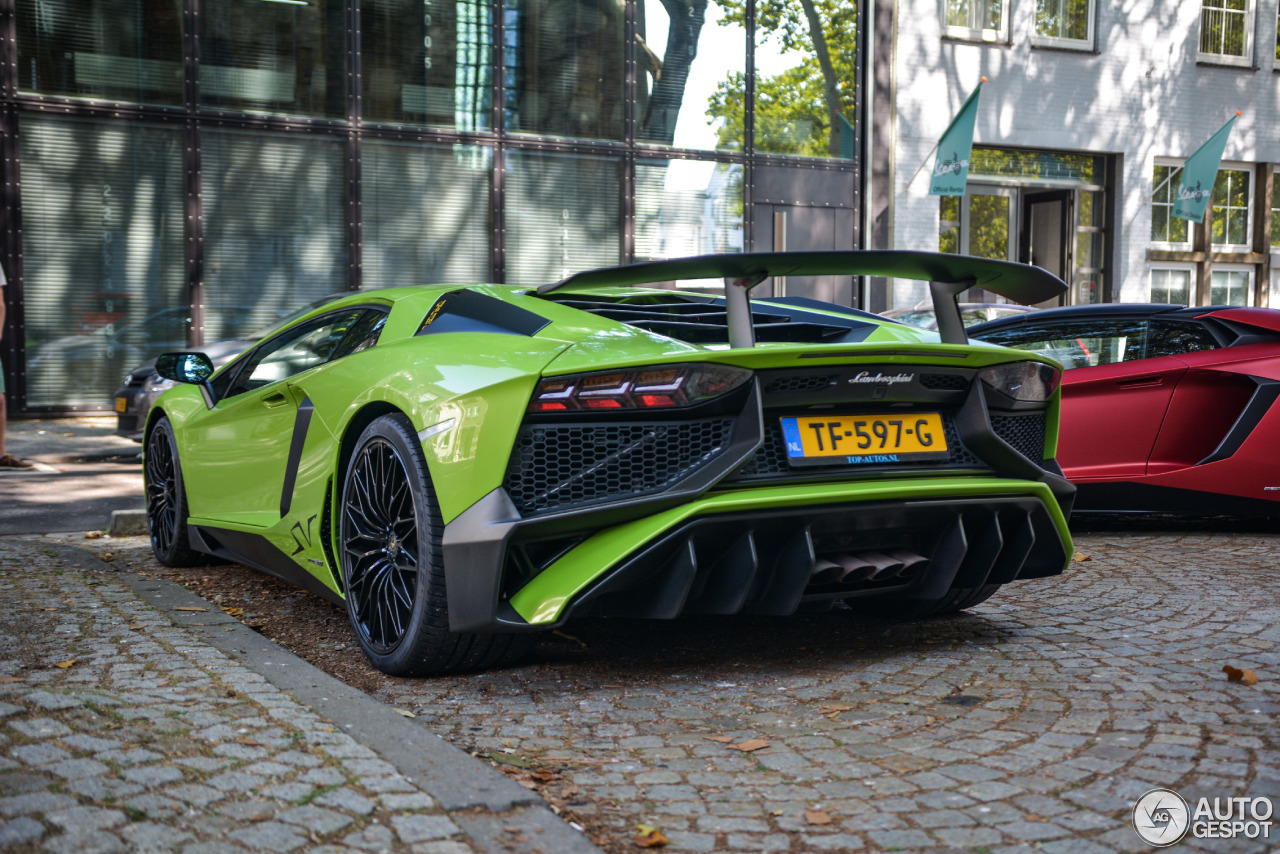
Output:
[868, 0, 1280, 311]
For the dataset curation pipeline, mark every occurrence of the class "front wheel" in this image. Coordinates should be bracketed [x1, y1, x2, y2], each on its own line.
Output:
[339, 413, 530, 676]
[145, 417, 202, 567]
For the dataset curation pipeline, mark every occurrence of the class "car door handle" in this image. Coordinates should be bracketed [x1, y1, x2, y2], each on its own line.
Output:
[1115, 377, 1164, 388]
[262, 392, 290, 408]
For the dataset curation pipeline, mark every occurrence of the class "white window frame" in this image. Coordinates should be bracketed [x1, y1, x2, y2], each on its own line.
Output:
[942, 0, 1009, 43]
[1198, 0, 1255, 68]
[1210, 162, 1254, 253]
[1031, 0, 1096, 50]
[1149, 264, 1196, 306]
[1210, 263, 1254, 306]
[1151, 159, 1193, 250]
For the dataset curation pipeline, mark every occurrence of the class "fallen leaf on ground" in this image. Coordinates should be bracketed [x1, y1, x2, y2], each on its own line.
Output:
[99, 552, 115, 562]
[84, 531, 104, 539]
[804, 809, 833, 825]
[552, 630, 587, 647]
[634, 825, 668, 848]
[819, 704, 852, 720]
[54, 659, 76, 669]
[236, 737, 263, 746]
[726, 739, 769, 752]
[1071, 551, 1091, 562]
[174, 606, 208, 612]
[393, 708, 416, 717]
[702, 735, 734, 743]
[0, 676, 22, 684]
[220, 607, 245, 617]
[1223, 665, 1259, 685]
[128, 624, 145, 631]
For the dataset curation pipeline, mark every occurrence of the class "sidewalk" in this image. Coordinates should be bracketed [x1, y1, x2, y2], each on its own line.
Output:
[0, 537, 599, 853]
[1, 416, 145, 536]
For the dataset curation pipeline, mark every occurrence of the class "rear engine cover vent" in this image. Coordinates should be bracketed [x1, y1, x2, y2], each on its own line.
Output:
[540, 293, 877, 346]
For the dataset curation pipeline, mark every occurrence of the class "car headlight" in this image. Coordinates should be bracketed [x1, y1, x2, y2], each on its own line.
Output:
[529, 364, 752, 413]
[978, 361, 1060, 402]
[146, 376, 177, 393]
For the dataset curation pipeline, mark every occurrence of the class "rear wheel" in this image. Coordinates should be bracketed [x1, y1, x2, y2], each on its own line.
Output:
[339, 413, 530, 676]
[847, 583, 1002, 619]
[145, 417, 202, 567]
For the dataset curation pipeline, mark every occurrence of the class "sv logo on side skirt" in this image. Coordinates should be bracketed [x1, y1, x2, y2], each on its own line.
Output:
[290, 514, 319, 556]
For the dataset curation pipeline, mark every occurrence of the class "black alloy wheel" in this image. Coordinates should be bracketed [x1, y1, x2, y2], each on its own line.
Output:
[339, 412, 532, 675]
[145, 417, 201, 566]
[341, 431, 421, 655]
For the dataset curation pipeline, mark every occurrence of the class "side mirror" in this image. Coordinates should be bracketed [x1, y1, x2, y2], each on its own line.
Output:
[156, 352, 216, 384]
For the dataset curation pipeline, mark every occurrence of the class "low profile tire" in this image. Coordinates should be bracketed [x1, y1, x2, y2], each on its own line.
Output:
[145, 417, 202, 567]
[339, 412, 530, 676]
[847, 583, 1003, 619]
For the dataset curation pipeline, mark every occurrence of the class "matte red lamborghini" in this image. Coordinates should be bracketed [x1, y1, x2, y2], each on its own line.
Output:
[969, 303, 1280, 516]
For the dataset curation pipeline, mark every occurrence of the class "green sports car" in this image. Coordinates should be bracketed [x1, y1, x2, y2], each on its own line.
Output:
[146, 252, 1075, 676]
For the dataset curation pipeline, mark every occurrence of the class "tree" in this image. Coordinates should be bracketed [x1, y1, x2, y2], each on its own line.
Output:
[708, 0, 857, 157]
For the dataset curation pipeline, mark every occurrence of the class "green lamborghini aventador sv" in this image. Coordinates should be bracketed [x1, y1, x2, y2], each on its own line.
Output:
[146, 252, 1076, 676]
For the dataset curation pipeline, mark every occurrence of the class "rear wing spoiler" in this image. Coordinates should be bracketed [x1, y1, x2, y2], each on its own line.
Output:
[539, 251, 1067, 347]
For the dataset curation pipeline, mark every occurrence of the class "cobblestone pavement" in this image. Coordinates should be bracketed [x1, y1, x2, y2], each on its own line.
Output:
[375, 527, 1280, 853]
[0, 538, 596, 853]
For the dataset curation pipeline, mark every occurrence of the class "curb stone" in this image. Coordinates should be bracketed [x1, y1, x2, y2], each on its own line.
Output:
[0, 539, 601, 854]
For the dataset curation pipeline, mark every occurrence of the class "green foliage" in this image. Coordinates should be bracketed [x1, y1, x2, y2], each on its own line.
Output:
[707, 0, 858, 157]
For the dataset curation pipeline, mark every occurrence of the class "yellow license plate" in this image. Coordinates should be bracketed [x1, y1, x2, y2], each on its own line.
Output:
[114, 397, 128, 413]
[781, 413, 949, 466]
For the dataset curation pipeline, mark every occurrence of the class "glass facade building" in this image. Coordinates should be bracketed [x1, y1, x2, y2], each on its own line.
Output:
[0, 0, 863, 412]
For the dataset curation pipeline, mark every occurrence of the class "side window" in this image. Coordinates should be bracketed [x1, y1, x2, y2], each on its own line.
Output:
[1146, 321, 1219, 359]
[224, 308, 375, 398]
[978, 320, 1147, 369]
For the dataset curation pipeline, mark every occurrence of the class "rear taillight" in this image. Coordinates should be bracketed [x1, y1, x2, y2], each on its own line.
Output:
[528, 364, 752, 413]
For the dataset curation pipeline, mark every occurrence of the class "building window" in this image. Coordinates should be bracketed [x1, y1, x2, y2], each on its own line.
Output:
[201, 0, 348, 118]
[201, 129, 349, 341]
[939, 196, 960, 254]
[635, 160, 743, 261]
[503, 150, 622, 285]
[362, 141, 492, 286]
[1199, 0, 1253, 67]
[1210, 265, 1253, 305]
[362, 0, 493, 130]
[1076, 190, 1105, 304]
[1033, 0, 1094, 49]
[19, 114, 186, 408]
[1150, 266, 1194, 306]
[1270, 172, 1280, 246]
[1275, 7, 1280, 69]
[1211, 166, 1252, 250]
[1152, 163, 1191, 247]
[16, 0, 184, 105]
[943, 0, 1007, 42]
[503, 0, 626, 141]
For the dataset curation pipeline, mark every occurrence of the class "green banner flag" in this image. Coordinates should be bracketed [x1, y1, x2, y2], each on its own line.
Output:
[1173, 114, 1238, 223]
[929, 81, 984, 197]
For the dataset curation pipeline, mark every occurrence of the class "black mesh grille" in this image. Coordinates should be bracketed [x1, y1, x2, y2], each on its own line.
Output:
[505, 419, 735, 515]
[920, 374, 969, 391]
[727, 413, 980, 482]
[764, 375, 837, 394]
[991, 412, 1046, 460]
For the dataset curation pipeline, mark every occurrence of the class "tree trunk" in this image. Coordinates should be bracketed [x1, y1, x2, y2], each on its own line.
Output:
[639, 0, 709, 145]
[797, 0, 843, 157]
